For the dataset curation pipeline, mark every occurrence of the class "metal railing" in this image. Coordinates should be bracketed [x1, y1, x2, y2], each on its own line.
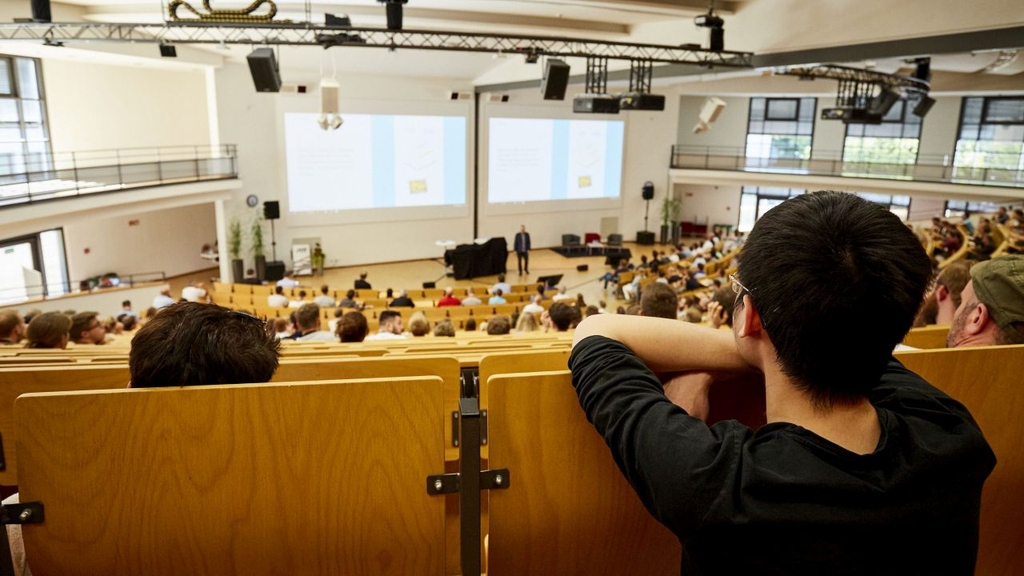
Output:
[0, 144, 238, 208]
[670, 145, 1024, 188]
[0, 271, 168, 307]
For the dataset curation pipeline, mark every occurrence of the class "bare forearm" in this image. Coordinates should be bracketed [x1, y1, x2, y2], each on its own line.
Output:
[572, 314, 750, 373]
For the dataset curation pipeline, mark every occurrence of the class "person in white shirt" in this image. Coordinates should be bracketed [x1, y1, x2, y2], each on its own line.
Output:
[488, 288, 507, 305]
[153, 289, 176, 309]
[365, 310, 409, 341]
[288, 290, 308, 309]
[461, 288, 483, 306]
[491, 273, 512, 296]
[522, 294, 545, 316]
[276, 271, 300, 288]
[552, 286, 573, 302]
[267, 286, 289, 307]
[181, 281, 207, 303]
[314, 285, 337, 308]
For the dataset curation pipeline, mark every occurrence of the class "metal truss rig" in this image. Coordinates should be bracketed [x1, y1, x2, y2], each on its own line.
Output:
[780, 64, 930, 94]
[0, 21, 755, 67]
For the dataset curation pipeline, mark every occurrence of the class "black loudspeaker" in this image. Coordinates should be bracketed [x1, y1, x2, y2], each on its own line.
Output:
[263, 201, 280, 220]
[265, 261, 286, 282]
[642, 181, 655, 200]
[159, 44, 177, 58]
[869, 88, 900, 117]
[246, 48, 282, 93]
[576, 264, 589, 272]
[913, 96, 936, 118]
[30, 0, 51, 22]
[422, 281, 436, 289]
[385, 2, 403, 30]
[541, 59, 571, 101]
[636, 231, 656, 245]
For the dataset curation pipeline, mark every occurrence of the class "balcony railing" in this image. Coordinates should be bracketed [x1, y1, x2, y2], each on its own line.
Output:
[670, 145, 1024, 188]
[0, 144, 238, 208]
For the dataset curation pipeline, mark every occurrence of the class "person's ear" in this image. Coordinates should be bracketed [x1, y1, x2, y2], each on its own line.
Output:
[735, 295, 765, 339]
[963, 302, 991, 337]
[935, 284, 949, 303]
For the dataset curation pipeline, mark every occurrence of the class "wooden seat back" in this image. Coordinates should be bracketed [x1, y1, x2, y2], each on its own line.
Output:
[894, 344, 1024, 576]
[15, 377, 448, 576]
[0, 365, 130, 486]
[485, 371, 680, 575]
[901, 324, 950, 349]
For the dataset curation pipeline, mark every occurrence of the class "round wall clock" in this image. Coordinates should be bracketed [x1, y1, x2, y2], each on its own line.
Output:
[246, 194, 259, 208]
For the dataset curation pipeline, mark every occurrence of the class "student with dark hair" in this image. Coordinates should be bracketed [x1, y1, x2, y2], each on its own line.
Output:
[25, 312, 71, 349]
[707, 285, 736, 328]
[291, 303, 335, 341]
[70, 312, 107, 345]
[638, 282, 678, 320]
[486, 315, 512, 335]
[336, 311, 369, 343]
[366, 310, 407, 340]
[0, 311, 25, 345]
[569, 191, 994, 575]
[314, 285, 337, 308]
[129, 302, 280, 388]
[354, 271, 371, 290]
[545, 302, 580, 332]
[268, 285, 289, 308]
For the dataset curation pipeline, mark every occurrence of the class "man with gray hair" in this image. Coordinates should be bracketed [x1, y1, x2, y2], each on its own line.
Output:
[946, 255, 1024, 348]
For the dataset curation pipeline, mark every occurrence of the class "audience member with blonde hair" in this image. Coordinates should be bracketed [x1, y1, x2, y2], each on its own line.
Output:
[434, 319, 456, 337]
[408, 312, 431, 337]
[25, 312, 72, 349]
[515, 311, 541, 332]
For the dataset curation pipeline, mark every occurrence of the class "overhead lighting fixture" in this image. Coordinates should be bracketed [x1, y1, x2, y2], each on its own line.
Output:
[694, 1, 725, 52]
[377, 0, 408, 31]
[573, 57, 618, 114]
[318, 54, 343, 131]
[619, 59, 665, 111]
[325, 13, 352, 27]
[159, 43, 177, 58]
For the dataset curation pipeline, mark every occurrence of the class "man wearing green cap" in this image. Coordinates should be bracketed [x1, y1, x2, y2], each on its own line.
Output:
[946, 255, 1024, 348]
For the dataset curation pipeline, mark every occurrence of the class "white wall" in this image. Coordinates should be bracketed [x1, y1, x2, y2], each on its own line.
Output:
[918, 96, 962, 161]
[676, 96, 749, 150]
[63, 203, 217, 280]
[43, 60, 211, 153]
[675, 184, 742, 229]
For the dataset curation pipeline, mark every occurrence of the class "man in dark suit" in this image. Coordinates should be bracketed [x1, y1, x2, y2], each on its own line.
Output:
[514, 224, 531, 275]
[354, 271, 372, 290]
[389, 289, 415, 307]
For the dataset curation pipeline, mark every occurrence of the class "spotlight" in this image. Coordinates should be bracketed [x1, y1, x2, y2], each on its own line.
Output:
[318, 78, 342, 130]
[330, 114, 343, 129]
[318, 113, 330, 130]
[694, 4, 725, 52]
[159, 43, 177, 58]
[325, 13, 352, 27]
[377, 0, 408, 31]
[524, 51, 540, 64]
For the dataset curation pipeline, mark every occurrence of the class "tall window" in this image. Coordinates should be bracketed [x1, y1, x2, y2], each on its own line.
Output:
[0, 55, 49, 179]
[745, 97, 816, 168]
[0, 228, 68, 304]
[853, 192, 912, 221]
[954, 97, 1024, 182]
[737, 187, 804, 233]
[843, 100, 921, 169]
[944, 199, 1002, 219]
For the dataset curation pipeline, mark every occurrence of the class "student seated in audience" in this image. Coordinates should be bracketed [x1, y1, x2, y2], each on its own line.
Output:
[288, 290, 309, 309]
[544, 302, 580, 332]
[522, 294, 544, 317]
[464, 317, 477, 332]
[535, 283, 549, 301]
[25, 311, 72, 349]
[913, 261, 974, 327]
[0, 311, 25, 345]
[103, 316, 123, 336]
[354, 271, 372, 290]
[461, 288, 482, 306]
[181, 281, 208, 303]
[602, 259, 631, 290]
[336, 311, 369, 343]
[118, 314, 138, 332]
[267, 286, 289, 308]
[337, 289, 362, 310]
[408, 312, 431, 337]
[551, 286, 572, 302]
[433, 319, 456, 337]
[119, 300, 138, 319]
[6, 302, 280, 575]
[946, 255, 1024, 348]
[389, 289, 415, 307]
[491, 273, 512, 296]
[569, 191, 995, 575]
[314, 285, 337, 308]
[515, 311, 541, 332]
[289, 303, 336, 341]
[365, 310, 408, 340]
[69, 312, 107, 346]
[486, 315, 512, 335]
[437, 287, 462, 307]
[273, 317, 292, 339]
[639, 282, 678, 320]
[153, 288, 175, 309]
[277, 271, 301, 289]
[706, 286, 736, 329]
[488, 288, 507, 305]
[622, 273, 643, 302]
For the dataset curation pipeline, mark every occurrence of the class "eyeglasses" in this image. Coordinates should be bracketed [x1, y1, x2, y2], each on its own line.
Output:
[729, 274, 752, 297]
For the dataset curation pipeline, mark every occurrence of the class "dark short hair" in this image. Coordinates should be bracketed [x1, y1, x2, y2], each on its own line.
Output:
[122, 300, 131, 307]
[640, 283, 678, 320]
[711, 286, 736, 327]
[936, 261, 974, 309]
[548, 302, 581, 331]
[487, 315, 512, 335]
[321, 285, 330, 295]
[69, 311, 100, 340]
[26, 312, 71, 348]
[0, 311, 22, 336]
[275, 286, 284, 295]
[378, 310, 402, 325]
[737, 191, 931, 407]
[295, 303, 321, 331]
[346, 289, 356, 299]
[129, 302, 280, 387]
[337, 311, 369, 342]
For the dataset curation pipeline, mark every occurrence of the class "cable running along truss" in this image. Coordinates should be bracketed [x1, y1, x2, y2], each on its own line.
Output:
[0, 22, 755, 67]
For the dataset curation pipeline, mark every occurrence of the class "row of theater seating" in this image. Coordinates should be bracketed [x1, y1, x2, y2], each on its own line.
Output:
[1, 331, 1019, 575]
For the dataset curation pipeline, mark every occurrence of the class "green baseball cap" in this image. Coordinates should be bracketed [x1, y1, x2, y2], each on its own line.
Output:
[970, 255, 1024, 330]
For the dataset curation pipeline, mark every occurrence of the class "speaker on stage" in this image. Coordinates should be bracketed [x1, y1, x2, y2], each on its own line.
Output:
[265, 261, 286, 282]
[541, 59, 570, 101]
[263, 201, 280, 220]
[636, 231, 655, 245]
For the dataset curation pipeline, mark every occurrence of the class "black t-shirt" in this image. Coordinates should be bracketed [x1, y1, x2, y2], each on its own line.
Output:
[569, 336, 995, 576]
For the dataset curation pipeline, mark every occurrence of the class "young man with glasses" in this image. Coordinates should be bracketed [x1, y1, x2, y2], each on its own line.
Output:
[569, 191, 994, 575]
[69, 311, 107, 345]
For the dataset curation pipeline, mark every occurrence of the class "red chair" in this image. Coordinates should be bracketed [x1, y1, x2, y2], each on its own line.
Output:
[584, 232, 601, 244]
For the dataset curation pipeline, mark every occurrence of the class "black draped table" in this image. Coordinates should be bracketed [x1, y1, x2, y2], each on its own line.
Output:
[444, 237, 508, 279]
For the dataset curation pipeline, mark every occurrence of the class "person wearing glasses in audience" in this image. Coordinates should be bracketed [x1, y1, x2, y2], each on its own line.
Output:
[69, 311, 108, 345]
[569, 191, 994, 575]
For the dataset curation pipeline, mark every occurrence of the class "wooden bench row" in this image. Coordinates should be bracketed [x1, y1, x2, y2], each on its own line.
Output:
[1, 343, 1021, 575]
[213, 283, 549, 301]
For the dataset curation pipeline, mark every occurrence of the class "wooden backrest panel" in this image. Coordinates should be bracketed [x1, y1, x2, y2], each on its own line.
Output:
[902, 324, 950, 349]
[894, 345, 1024, 576]
[16, 377, 447, 576]
[486, 371, 680, 575]
[0, 365, 130, 485]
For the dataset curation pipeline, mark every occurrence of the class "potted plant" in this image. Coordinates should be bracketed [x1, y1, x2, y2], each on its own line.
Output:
[250, 215, 266, 281]
[660, 194, 681, 245]
[229, 218, 244, 283]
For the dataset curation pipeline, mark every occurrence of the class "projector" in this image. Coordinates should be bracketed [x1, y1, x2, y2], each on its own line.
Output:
[573, 94, 620, 114]
[619, 93, 666, 111]
[821, 107, 882, 124]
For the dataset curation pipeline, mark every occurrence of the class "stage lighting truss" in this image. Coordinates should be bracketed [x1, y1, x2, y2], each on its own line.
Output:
[0, 21, 755, 68]
[780, 63, 930, 98]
